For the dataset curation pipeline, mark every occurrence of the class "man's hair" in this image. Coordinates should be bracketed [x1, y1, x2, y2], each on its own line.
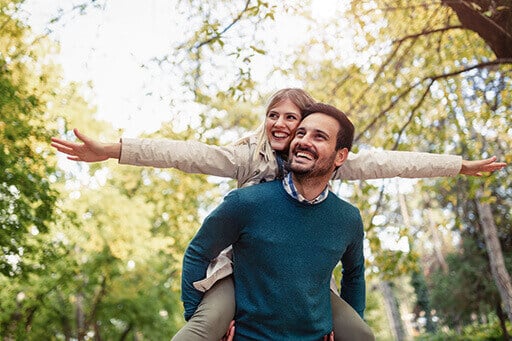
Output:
[301, 103, 354, 151]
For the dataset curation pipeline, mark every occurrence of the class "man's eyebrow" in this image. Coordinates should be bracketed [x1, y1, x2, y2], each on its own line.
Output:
[313, 128, 330, 137]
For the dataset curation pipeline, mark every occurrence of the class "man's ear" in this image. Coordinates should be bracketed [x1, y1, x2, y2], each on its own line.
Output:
[334, 148, 349, 168]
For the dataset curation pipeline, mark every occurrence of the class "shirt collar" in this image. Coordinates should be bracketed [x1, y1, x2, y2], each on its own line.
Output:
[282, 173, 329, 205]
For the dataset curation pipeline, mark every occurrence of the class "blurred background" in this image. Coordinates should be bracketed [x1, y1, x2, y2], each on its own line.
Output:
[1, 0, 511, 339]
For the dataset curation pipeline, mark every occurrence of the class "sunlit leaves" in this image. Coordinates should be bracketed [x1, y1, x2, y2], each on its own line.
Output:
[0, 1, 62, 277]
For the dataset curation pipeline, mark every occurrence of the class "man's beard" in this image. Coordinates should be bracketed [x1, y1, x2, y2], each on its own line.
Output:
[284, 160, 308, 175]
[284, 156, 335, 178]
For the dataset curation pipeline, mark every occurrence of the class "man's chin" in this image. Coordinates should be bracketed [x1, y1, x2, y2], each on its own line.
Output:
[289, 164, 312, 175]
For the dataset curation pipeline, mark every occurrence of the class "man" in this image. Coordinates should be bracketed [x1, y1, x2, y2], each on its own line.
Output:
[181, 103, 368, 339]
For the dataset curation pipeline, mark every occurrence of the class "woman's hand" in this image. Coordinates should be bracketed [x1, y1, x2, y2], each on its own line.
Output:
[460, 156, 506, 176]
[220, 320, 235, 341]
[51, 128, 121, 162]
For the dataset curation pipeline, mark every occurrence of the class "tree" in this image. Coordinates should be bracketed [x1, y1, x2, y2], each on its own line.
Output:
[0, 0, 61, 277]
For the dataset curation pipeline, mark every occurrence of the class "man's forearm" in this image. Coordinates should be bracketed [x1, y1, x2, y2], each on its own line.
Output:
[181, 244, 212, 320]
[340, 270, 366, 319]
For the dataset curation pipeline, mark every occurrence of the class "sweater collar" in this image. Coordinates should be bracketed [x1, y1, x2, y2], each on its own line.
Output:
[282, 173, 329, 205]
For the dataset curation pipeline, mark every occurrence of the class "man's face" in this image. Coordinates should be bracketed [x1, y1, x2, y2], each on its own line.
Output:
[288, 113, 346, 178]
[264, 98, 302, 153]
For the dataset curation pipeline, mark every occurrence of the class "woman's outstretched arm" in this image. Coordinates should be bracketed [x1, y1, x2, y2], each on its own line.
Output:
[51, 129, 265, 186]
[333, 150, 505, 181]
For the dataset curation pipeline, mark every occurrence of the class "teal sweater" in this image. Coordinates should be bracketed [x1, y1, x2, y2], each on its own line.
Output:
[182, 180, 365, 340]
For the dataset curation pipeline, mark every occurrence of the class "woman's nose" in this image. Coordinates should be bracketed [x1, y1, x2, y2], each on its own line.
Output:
[274, 116, 286, 127]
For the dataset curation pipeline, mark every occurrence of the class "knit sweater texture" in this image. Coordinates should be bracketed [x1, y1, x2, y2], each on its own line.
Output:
[181, 180, 365, 340]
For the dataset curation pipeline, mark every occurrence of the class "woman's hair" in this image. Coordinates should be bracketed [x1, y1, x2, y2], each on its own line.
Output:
[252, 88, 316, 160]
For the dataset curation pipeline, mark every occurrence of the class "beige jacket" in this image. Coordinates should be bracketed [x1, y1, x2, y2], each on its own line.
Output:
[119, 135, 462, 187]
[119, 135, 462, 291]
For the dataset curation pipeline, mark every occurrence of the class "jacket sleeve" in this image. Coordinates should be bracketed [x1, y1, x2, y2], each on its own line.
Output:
[333, 150, 463, 180]
[181, 191, 244, 320]
[119, 138, 252, 179]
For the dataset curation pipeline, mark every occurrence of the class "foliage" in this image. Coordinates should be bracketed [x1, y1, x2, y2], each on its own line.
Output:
[364, 283, 394, 340]
[428, 237, 509, 327]
[410, 269, 436, 333]
[1, 1, 219, 338]
[0, 0, 62, 276]
[151, 0, 278, 102]
[416, 314, 512, 341]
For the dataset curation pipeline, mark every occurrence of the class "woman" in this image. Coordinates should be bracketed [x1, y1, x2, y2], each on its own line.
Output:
[51, 88, 505, 340]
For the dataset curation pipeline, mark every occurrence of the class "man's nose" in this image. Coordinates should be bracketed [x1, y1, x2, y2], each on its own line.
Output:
[297, 134, 313, 147]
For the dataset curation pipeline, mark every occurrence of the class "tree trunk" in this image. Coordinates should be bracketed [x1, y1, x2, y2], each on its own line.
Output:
[496, 302, 510, 340]
[475, 196, 512, 325]
[76, 291, 85, 341]
[427, 209, 449, 274]
[93, 320, 102, 341]
[379, 280, 406, 341]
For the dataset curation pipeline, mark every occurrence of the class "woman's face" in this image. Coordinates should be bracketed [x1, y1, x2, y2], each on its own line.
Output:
[265, 98, 302, 153]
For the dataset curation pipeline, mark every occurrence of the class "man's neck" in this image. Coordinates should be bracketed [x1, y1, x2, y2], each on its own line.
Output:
[291, 173, 330, 201]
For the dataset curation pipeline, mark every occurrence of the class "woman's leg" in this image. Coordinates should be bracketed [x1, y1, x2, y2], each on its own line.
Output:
[172, 276, 235, 341]
[330, 292, 375, 341]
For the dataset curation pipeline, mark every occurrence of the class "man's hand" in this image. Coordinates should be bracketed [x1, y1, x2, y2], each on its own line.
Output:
[51, 128, 120, 162]
[460, 156, 506, 176]
[220, 320, 235, 341]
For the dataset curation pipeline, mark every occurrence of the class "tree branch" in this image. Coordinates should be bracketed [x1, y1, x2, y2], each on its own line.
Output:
[84, 276, 107, 329]
[367, 185, 387, 234]
[392, 79, 435, 149]
[443, 0, 512, 40]
[354, 58, 512, 143]
[193, 0, 252, 51]
[346, 25, 462, 115]
[392, 25, 464, 44]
